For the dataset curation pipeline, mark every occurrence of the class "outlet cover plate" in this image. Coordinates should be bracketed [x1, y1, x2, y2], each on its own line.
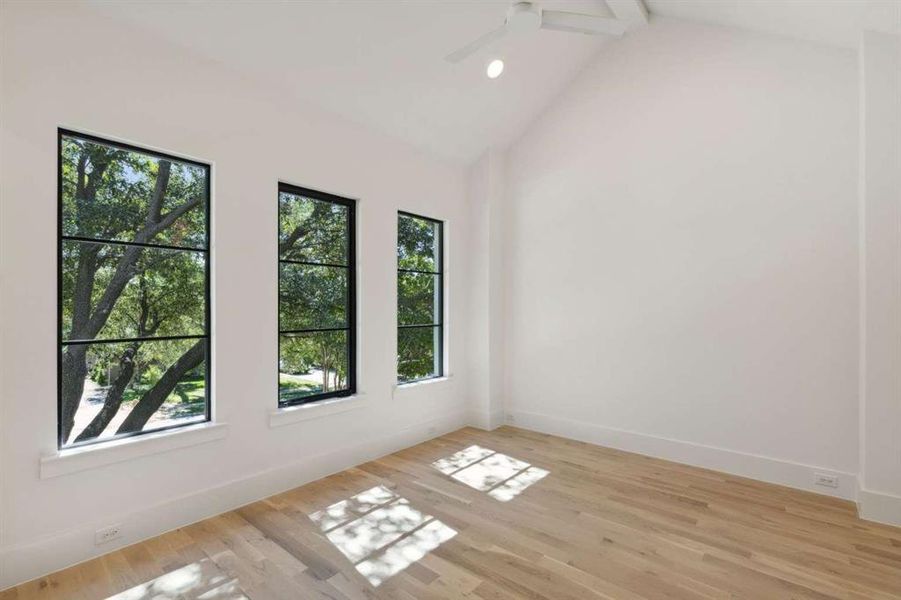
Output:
[814, 473, 839, 489]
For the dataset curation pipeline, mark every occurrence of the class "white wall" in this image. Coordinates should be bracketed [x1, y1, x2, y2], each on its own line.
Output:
[859, 30, 901, 525]
[503, 18, 860, 498]
[0, 2, 472, 587]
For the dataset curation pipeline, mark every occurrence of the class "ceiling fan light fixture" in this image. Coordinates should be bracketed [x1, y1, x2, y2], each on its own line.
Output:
[444, 0, 628, 65]
[486, 59, 505, 79]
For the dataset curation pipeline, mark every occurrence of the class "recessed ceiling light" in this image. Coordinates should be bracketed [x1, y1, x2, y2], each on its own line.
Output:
[486, 59, 504, 79]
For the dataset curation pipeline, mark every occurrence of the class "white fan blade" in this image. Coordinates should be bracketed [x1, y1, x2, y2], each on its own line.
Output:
[445, 25, 508, 64]
[540, 10, 627, 36]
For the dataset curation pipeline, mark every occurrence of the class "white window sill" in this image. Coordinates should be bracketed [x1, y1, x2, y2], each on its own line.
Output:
[40, 422, 228, 479]
[269, 394, 367, 428]
[394, 375, 453, 392]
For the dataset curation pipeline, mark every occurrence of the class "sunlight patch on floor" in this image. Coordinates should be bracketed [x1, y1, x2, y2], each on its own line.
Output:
[431, 445, 549, 501]
[107, 558, 247, 599]
[308, 485, 457, 587]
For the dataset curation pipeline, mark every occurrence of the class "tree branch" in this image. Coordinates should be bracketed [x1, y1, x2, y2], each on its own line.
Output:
[144, 194, 201, 240]
[73, 343, 138, 443]
[279, 223, 308, 255]
[146, 161, 171, 224]
[116, 340, 205, 434]
[72, 276, 160, 442]
[80, 195, 202, 340]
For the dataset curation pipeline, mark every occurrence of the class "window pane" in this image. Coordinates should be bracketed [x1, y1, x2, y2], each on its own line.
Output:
[398, 326, 440, 383]
[61, 135, 207, 249]
[398, 215, 440, 272]
[62, 338, 207, 446]
[279, 192, 348, 264]
[280, 331, 349, 404]
[279, 263, 348, 331]
[61, 240, 206, 342]
[398, 272, 440, 326]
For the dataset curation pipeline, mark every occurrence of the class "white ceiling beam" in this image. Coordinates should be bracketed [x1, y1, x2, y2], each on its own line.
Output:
[605, 0, 649, 27]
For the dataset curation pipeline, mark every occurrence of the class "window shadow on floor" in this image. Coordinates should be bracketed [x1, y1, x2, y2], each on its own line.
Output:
[308, 485, 457, 587]
[107, 557, 246, 599]
[431, 444, 550, 501]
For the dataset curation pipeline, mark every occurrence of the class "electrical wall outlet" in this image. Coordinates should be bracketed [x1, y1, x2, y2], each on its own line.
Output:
[95, 524, 122, 546]
[505, 413, 515, 424]
[814, 473, 839, 489]
[427, 426, 437, 436]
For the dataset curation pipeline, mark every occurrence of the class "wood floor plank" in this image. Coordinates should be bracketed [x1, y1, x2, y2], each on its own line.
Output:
[4, 426, 901, 599]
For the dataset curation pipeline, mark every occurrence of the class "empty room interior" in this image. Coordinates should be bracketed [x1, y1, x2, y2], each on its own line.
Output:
[2, 0, 901, 597]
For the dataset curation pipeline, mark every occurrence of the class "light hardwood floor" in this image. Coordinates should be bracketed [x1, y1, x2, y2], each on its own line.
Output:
[3, 426, 901, 599]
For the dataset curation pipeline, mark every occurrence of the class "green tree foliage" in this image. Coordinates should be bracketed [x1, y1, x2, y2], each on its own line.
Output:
[397, 215, 441, 382]
[279, 264, 347, 331]
[60, 136, 208, 445]
[397, 214, 439, 272]
[397, 326, 438, 382]
[278, 193, 346, 262]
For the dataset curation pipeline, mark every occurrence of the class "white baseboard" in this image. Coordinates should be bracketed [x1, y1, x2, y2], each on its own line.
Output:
[0, 410, 468, 591]
[506, 409, 858, 502]
[858, 489, 901, 526]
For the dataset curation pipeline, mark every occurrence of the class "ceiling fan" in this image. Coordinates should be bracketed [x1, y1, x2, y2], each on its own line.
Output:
[445, 1, 628, 64]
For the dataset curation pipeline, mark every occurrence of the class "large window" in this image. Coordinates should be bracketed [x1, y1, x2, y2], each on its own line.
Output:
[58, 130, 211, 448]
[278, 183, 356, 406]
[397, 212, 444, 383]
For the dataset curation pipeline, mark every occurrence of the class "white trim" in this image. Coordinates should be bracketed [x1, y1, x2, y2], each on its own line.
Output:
[858, 489, 901, 526]
[269, 394, 367, 428]
[394, 375, 453, 392]
[39, 422, 228, 479]
[506, 409, 858, 501]
[2, 410, 467, 590]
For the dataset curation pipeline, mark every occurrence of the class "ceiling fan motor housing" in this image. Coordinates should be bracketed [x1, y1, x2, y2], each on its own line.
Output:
[507, 2, 542, 33]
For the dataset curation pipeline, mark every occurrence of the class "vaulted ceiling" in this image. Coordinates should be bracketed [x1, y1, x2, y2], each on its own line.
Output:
[647, 0, 901, 49]
[88, 0, 619, 164]
[88, 0, 899, 165]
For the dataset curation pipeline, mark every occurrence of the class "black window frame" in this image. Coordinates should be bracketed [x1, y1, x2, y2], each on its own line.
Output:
[278, 182, 357, 407]
[397, 210, 444, 384]
[57, 128, 212, 449]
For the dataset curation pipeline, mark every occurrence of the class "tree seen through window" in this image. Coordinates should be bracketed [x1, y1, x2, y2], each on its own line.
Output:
[278, 185, 356, 406]
[59, 131, 210, 447]
[397, 212, 443, 383]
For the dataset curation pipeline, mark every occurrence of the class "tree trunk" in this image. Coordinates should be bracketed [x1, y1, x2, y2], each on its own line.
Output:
[73, 281, 154, 443]
[319, 346, 328, 392]
[68, 245, 100, 339]
[116, 340, 204, 434]
[59, 149, 112, 443]
[60, 345, 88, 443]
[73, 344, 138, 443]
